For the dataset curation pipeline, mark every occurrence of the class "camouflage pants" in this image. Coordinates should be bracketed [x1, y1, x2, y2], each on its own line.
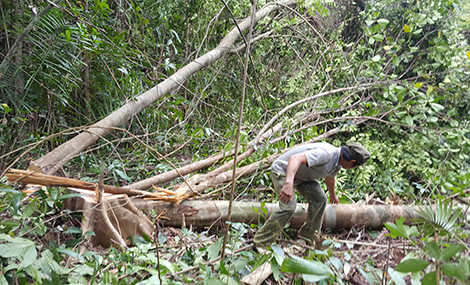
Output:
[253, 171, 327, 248]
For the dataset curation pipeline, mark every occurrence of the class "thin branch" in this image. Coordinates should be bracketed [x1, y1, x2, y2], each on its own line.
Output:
[221, 0, 256, 262]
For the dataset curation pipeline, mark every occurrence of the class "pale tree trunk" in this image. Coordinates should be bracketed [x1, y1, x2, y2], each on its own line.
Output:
[30, 0, 298, 175]
[61, 194, 421, 248]
[128, 199, 422, 230]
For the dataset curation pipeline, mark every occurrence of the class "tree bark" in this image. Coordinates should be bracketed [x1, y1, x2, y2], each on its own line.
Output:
[6, 168, 166, 200]
[131, 199, 421, 230]
[30, 0, 298, 175]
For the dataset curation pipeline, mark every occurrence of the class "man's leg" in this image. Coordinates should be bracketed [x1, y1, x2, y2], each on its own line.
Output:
[253, 172, 297, 249]
[296, 180, 327, 241]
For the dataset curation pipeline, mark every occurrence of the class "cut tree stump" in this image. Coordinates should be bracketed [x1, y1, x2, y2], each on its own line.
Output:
[64, 188, 155, 248]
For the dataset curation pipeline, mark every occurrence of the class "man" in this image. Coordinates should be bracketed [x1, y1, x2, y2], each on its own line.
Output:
[254, 142, 370, 250]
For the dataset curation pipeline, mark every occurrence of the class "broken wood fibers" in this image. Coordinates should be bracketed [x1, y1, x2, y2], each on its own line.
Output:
[6, 169, 181, 202]
[6, 169, 156, 248]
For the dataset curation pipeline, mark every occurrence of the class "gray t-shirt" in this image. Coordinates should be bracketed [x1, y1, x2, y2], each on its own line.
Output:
[271, 142, 342, 181]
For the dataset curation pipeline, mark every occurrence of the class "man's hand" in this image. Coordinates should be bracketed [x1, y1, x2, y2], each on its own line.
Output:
[279, 183, 294, 204]
[329, 194, 339, 204]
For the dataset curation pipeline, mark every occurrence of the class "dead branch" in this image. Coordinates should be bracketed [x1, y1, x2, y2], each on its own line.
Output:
[6, 169, 169, 200]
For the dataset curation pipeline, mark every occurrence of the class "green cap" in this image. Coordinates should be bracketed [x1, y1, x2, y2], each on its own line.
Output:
[347, 142, 370, 170]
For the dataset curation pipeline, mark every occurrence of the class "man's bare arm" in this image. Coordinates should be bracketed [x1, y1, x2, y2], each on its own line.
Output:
[325, 176, 338, 204]
[278, 153, 307, 204]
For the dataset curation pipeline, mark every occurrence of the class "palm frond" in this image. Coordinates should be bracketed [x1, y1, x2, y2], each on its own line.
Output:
[416, 200, 463, 238]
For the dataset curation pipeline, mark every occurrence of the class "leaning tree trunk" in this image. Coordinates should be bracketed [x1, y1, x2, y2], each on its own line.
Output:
[29, 0, 298, 175]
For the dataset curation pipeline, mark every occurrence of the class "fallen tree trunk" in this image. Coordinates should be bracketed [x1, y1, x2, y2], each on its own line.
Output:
[61, 191, 421, 247]
[65, 188, 155, 248]
[132, 199, 420, 230]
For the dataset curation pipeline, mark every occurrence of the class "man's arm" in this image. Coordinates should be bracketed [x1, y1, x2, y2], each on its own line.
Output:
[278, 153, 307, 204]
[325, 176, 339, 204]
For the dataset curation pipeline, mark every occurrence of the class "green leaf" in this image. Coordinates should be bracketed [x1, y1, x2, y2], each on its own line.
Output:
[56, 248, 84, 261]
[302, 273, 330, 282]
[392, 55, 400, 66]
[64, 227, 82, 234]
[441, 244, 465, 261]
[388, 268, 406, 285]
[0, 234, 37, 269]
[0, 273, 8, 285]
[23, 203, 37, 218]
[395, 258, 430, 272]
[384, 217, 418, 239]
[65, 29, 71, 42]
[271, 258, 281, 281]
[377, 19, 389, 26]
[281, 254, 333, 276]
[429, 102, 444, 112]
[441, 260, 470, 281]
[422, 271, 436, 285]
[207, 238, 221, 261]
[403, 24, 411, 33]
[1, 220, 21, 231]
[271, 244, 285, 266]
[114, 169, 131, 182]
[404, 116, 413, 126]
[36, 249, 71, 275]
[424, 241, 441, 260]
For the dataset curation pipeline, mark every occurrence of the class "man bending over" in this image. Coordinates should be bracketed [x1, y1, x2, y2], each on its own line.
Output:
[254, 142, 370, 250]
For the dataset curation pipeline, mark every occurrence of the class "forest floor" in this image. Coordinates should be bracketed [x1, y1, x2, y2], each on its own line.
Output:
[155, 226, 410, 284]
[3, 186, 468, 284]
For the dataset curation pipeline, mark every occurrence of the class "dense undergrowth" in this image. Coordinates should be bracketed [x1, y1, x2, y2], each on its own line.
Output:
[0, 180, 469, 284]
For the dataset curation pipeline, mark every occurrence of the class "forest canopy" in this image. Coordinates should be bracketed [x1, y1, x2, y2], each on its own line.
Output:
[0, 0, 469, 284]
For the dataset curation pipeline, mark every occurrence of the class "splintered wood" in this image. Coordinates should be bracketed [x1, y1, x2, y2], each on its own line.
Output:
[5, 169, 181, 203]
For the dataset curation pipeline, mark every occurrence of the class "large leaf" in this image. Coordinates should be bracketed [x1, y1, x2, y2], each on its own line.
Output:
[395, 258, 430, 273]
[0, 234, 37, 269]
[281, 254, 333, 276]
[440, 244, 465, 261]
[421, 271, 437, 285]
[441, 260, 470, 281]
[36, 249, 71, 275]
[424, 241, 441, 260]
